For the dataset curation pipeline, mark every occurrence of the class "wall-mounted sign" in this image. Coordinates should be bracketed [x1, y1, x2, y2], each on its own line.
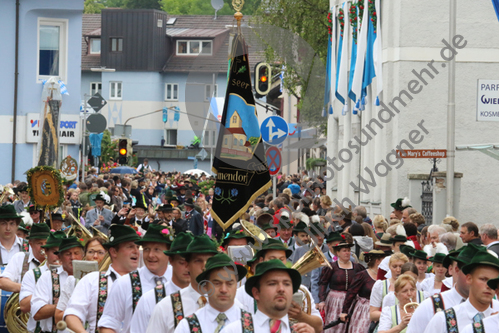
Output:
[26, 113, 80, 144]
[477, 79, 499, 121]
[396, 149, 447, 158]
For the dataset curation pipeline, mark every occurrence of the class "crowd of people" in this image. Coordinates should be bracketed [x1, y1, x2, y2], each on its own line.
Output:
[0, 167, 497, 333]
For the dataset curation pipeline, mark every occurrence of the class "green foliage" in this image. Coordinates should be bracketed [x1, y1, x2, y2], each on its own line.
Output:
[306, 157, 327, 171]
[198, 179, 215, 195]
[100, 130, 117, 164]
[160, 0, 260, 15]
[84, 0, 105, 13]
[124, 0, 162, 9]
[248, 136, 259, 146]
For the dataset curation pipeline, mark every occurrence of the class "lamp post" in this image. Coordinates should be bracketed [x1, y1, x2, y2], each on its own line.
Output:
[446, 0, 456, 216]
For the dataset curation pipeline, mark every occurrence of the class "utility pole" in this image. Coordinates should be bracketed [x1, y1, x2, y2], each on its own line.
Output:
[446, 0, 456, 216]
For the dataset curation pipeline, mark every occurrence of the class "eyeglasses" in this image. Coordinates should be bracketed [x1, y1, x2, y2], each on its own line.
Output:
[29, 211, 39, 215]
[87, 250, 106, 256]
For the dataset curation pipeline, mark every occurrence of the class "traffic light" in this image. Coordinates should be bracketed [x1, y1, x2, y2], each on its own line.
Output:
[255, 62, 272, 96]
[162, 107, 168, 123]
[118, 138, 128, 165]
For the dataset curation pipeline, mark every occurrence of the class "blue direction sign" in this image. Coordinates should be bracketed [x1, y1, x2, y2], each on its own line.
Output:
[261, 116, 288, 145]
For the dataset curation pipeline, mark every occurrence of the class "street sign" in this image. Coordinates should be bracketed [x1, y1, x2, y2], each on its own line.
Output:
[196, 148, 208, 161]
[87, 93, 107, 112]
[261, 116, 288, 145]
[477, 79, 499, 121]
[396, 149, 447, 158]
[266, 146, 281, 175]
[86, 113, 107, 133]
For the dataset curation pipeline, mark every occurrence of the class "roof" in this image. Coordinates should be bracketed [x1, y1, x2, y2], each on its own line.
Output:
[166, 28, 227, 38]
[226, 128, 246, 135]
[165, 15, 235, 29]
[81, 14, 101, 71]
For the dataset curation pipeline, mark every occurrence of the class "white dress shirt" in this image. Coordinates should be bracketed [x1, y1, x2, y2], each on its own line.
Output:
[406, 287, 467, 333]
[130, 280, 182, 333]
[0, 236, 24, 265]
[420, 276, 441, 296]
[174, 303, 242, 333]
[0, 249, 40, 283]
[64, 265, 121, 333]
[381, 288, 427, 309]
[378, 305, 403, 332]
[462, 312, 499, 333]
[31, 266, 69, 332]
[98, 265, 169, 333]
[378, 255, 392, 279]
[20, 265, 48, 333]
[57, 276, 76, 315]
[423, 299, 496, 333]
[220, 310, 292, 333]
[442, 276, 453, 289]
[423, 243, 449, 256]
[146, 284, 208, 333]
[370, 279, 391, 308]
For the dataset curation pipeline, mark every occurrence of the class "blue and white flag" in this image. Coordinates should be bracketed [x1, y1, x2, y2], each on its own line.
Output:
[336, 2, 350, 114]
[323, 37, 332, 117]
[351, 0, 369, 112]
[493, 0, 499, 21]
[347, 6, 358, 105]
[373, 0, 383, 105]
[363, 11, 377, 95]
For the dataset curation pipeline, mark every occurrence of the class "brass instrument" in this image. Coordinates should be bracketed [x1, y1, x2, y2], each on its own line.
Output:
[291, 245, 332, 276]
[0, 186, 15, 204]
[299, 286, 312, 315]
[66, 212, 93, 243]
[4, 293, 29, 333]
[240, 220, 268, 246]
[403, 298, 419, 314]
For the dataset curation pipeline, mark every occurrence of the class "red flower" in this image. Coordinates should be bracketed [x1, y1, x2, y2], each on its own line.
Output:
[341, 234, 346, 240]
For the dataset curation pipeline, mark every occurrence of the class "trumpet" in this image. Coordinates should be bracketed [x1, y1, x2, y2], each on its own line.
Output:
[403, 298, 419, 314]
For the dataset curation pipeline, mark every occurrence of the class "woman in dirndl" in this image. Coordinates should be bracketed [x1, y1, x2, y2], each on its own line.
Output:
[339, 250, 388, 333]
[318, 236, 365, 333]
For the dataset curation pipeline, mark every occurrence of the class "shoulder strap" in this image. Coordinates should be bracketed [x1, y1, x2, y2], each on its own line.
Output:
[473, 317, 484, 333]
[51, 268, 60, 333]
[154, 281, 166, 304]
[186, 313, 203, 333]
[391, 305, 398, 327]
[382, 279, 389, 299]
[97, 271, 108, 323]
[418, 290, 425, 303]
[240, 310, 254, 333]
[129, 270, 142, 313]
[171, 291, 184, 328]
[431, 294, 445, 314]
[21, 252, 30, 279]
[21, 239, 29, 253]
[444, 308, 458, 333]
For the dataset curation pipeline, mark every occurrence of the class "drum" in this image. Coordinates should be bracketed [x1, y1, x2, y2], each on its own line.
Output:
[0, 266, 13, 333]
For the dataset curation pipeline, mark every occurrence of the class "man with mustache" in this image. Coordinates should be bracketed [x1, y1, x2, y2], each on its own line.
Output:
[98, 224, 172, 333]
[64, 225, 141, 333]
[221, 259, 314, 333]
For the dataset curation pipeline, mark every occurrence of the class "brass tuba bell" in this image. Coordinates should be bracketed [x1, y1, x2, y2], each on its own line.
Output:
[4, 293, 29, 333]
[291, 245, 332, 276]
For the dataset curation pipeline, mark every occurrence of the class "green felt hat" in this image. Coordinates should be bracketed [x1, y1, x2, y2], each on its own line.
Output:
[326, 231, 344, 243]
[443, 248, 464, 269]
[222, 229, 254, 247]
[57, 236, 84, 254]
[42, 231, 67, 249]
[196, 253, 247, 284]
[255, 238, 293, 259]
[0, 205, 23, 220]
[292, 221, 308, 233]
[164, 232, 194, 256]
[389, 235, 408, 243]
[308, 222, 325, 237]
[452, 243, 487, 267]
[412, 250, 428, 261]
[18, 221, 30, 234]
[135, 224, 174, 245]
[26, 223, 51, 240]
[461, 251, 499, 275]
[104, 225, 141, 248]
[390, 198, 411, 211]
[245, 259, 301, 297]
[182, 234, 219, 256]
[400, 244, 416, 258]
[276, 216, 294, 230]
[429, 253, 447, 264]
[169, 196, 180, 204]
[261, 223, 277, 231]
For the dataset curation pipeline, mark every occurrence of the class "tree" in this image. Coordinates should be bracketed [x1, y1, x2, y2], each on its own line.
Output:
[124, 0, 162, 9]
[160, 0, 260, 16]
[84, 0, 105, 13]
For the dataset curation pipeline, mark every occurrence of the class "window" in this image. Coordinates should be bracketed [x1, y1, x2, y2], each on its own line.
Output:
[165, 129, 177, 145]
[110, 38, 123, 52]
[204, 131, 210, 146]
[205, 84, 218, 101]
[176, 40, 212, 55]
[37, 18, 67, 82]
[110, 81, 122, 100]
[234, 138, 237, 146]
[165, 83, 179, 101]
[90, 38, 101, 54]
[224, 138, 228, 145]
[90, 82, 102, 96]
[240, 139, 244, 146]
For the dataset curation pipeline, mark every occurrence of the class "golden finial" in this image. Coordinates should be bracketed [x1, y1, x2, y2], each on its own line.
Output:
[232, 0, 244, 26]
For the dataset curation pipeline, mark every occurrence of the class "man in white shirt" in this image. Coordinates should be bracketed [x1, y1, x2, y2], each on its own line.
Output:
[236, 239, 322, 332]
[423, 250, 499, 333]
[0, 223, 50, 292]
[98, 224, 173, 333]
[462, 276, 499, 333]
[0, 205, 28, 265]
[145, 234, 220, 333]
[175, 253, 247, 333]
[20, 231, 65, 333]
[65, 225, 141, 333]
[130, 232, 193, 333]
[31, 236, 84, 332]
[406, 244, 484, 333]
[423, 225, 449, 256]
[221, 259, 314, 333]
[136, 159, 153, 174]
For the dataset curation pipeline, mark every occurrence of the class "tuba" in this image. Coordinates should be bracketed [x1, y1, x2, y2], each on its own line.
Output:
[4, 293, 29, 333]
[66, 212, 93, 243]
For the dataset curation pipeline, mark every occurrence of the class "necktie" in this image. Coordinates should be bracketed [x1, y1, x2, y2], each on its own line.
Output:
[473, 312, 485, 324]
[197, 296, 207, 308]
[269, 319, 282, 333]
[214, 313, 227, 333]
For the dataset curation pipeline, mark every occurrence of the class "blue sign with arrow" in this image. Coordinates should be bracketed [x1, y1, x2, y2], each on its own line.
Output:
[261, 116, 288, 145]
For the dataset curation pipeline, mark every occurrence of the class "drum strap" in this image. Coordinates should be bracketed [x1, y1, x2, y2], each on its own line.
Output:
[171, 291, 184, 328]
[51, 268, 60, 333]
[96, 271, 108, 324]
[444, 308, 458, 333]
[129, 271, 142, 313]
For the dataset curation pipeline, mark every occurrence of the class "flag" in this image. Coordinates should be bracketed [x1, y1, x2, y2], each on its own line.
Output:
[37, 77, 62, 167]
[347, 4, 358, 104]
[363, 10, 377, 94]
[493, 0, 499, 21]
[373, 0, 383, 105]
[211, 31, 271, 230]
[323, 37, 332, 117]
[336, 2, 350, 114]
[351, 0, 369, 111]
